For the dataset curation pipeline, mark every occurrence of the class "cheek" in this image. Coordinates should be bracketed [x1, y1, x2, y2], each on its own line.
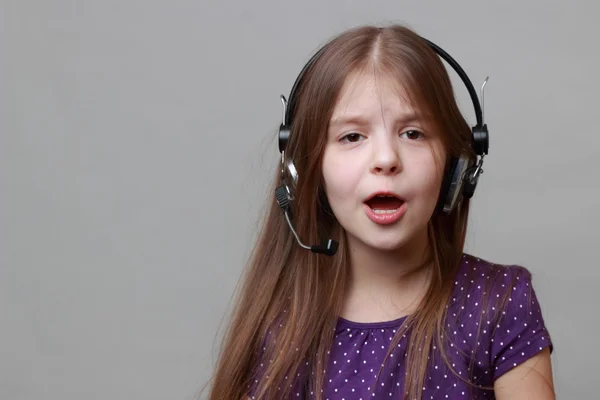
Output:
[422, 162, 445, 194]
[321, 151, 361, 207]
[410, 147, 446, 200]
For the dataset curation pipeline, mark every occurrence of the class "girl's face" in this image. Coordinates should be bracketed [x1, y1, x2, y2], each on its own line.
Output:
[321, 71, 447, 253]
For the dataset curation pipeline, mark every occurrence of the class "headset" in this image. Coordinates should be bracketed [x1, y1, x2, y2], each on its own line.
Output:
[274, 35, 489, 257]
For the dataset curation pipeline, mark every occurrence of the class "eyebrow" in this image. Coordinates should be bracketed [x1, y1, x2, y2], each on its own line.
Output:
[329, 112, 426, 128]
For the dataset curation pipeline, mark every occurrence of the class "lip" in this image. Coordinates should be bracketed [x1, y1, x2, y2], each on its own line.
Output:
[363, 202, 406, 225]
[363, 191, 405, 203]
[363, 191, 406, 225]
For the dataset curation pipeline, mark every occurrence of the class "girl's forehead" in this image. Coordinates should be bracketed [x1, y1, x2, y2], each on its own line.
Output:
[331, 69, 420, 119]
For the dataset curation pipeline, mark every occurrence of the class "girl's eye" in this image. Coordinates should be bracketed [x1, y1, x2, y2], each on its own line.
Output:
[340, 133, 364, 143]
[401, 130, 424, 140]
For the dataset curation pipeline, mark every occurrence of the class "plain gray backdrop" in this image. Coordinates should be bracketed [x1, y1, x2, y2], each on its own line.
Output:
[2, 0, 598, 399]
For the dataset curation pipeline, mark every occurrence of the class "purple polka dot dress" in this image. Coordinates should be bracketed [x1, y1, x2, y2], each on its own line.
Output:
[250, 254, 553, 399]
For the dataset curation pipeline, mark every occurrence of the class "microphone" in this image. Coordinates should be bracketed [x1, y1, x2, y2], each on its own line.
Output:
[283, 212, 339, 256]
[275, 185, 339, 256]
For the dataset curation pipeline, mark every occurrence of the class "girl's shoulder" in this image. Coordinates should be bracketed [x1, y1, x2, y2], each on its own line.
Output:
[451, 253, 547, 330]
[452, 253, 537, 309]
[456, 253, 533, 286]
[447, 253, 553, 382]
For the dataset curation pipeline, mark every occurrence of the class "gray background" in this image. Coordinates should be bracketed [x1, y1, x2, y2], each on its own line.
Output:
[2, 0, 598, 399]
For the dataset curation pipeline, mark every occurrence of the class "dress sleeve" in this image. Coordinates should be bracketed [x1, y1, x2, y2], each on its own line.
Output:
[490, 265, 553, 381]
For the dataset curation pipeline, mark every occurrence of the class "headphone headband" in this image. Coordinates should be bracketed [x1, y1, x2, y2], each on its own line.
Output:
[420, 38, 482, 127]
[279, 35, 489, 157]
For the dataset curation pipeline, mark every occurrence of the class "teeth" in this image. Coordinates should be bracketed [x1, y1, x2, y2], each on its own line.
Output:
[372, 209, 399, 214]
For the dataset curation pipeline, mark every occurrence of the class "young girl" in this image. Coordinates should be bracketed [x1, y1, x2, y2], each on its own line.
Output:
[208, 24, 554, 399]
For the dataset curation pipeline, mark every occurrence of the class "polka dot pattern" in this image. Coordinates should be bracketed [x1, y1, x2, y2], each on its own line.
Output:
[249, 254, 552, 399]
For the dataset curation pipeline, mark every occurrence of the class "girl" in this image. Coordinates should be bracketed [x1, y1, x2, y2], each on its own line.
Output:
[208, 24, 554, 399]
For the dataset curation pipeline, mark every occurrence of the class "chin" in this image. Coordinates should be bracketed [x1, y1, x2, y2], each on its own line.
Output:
[349, 228, 416, 253]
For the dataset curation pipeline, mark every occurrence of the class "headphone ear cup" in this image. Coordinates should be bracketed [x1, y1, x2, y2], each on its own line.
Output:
[276, 157, 299, 215]
[438, 155, 471, 214]
[462, 177, 477, 200]
[281, 158, 298, 202]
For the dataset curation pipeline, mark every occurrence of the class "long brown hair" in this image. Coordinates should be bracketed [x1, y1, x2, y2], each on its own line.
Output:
[208, 25, 478, 400]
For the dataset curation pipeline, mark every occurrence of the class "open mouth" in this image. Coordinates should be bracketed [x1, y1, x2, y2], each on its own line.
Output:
[364, 194, 404, 214]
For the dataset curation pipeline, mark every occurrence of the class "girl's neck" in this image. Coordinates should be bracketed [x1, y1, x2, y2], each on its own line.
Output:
[340, 227, 433, 323]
